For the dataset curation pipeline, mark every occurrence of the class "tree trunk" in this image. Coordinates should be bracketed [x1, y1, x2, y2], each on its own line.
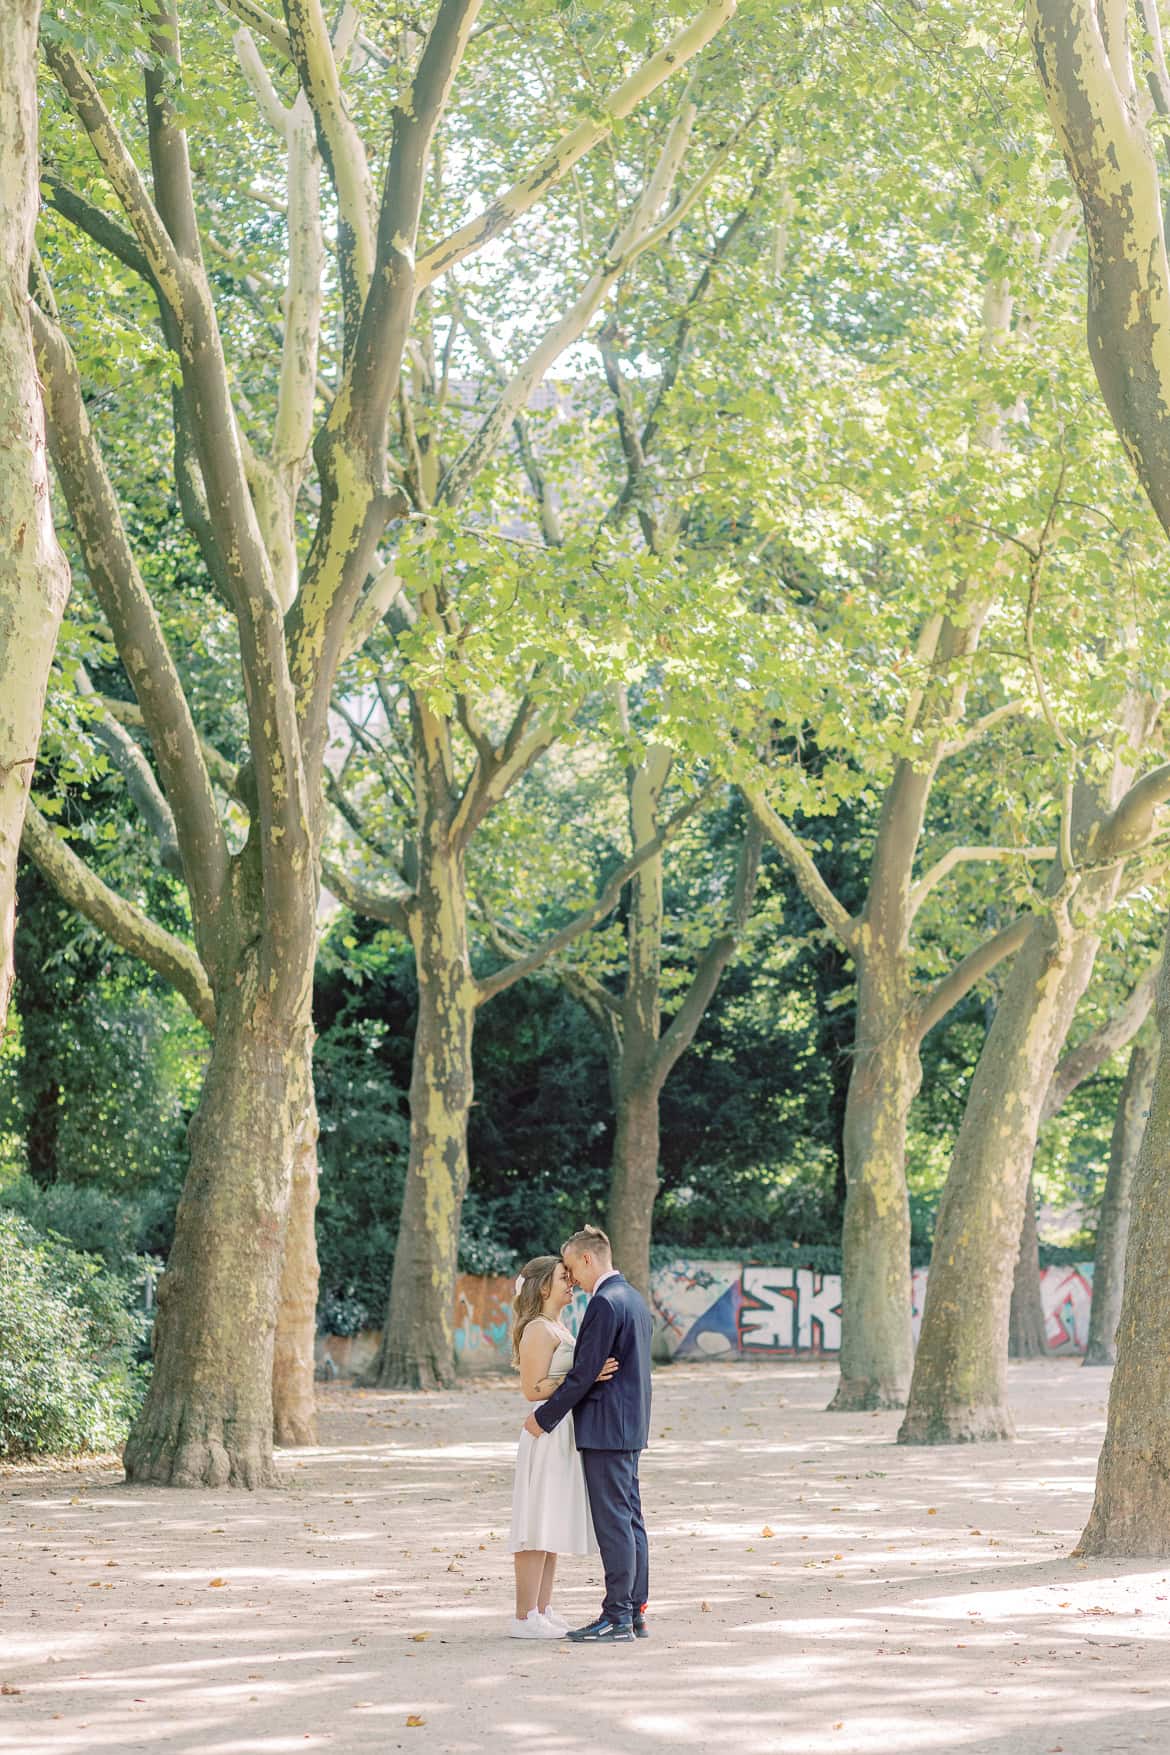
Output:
[123, 952, 307, 1487]
[899, 904, 1111, 1445]
[1078, 944, 1170, 1554]
[1008, 1175, 1047, 1359]
[1083, 1034, 1155, 1368]
[272, 1041, 319, 1445]
[607, 1076, 661, 1298]
[0, 0, 71, 1032]
[371, 835, 475, 1391]
[829, 961, 919, 1410]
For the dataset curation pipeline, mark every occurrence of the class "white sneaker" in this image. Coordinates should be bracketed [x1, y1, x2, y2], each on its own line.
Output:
[541, 1608, 569, 1633]
[508, 1610, 560, 1639]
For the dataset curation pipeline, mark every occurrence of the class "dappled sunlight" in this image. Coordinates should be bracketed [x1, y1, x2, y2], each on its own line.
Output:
[3, 1365, 1168, 1754]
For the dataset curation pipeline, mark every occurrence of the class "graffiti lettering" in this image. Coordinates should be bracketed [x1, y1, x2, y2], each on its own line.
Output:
[739, 1267, 842, 1354]
[314, 1258, 1101, 1376]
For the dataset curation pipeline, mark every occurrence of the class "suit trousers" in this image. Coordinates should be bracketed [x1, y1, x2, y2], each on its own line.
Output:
[581, 1448, 648, 1625]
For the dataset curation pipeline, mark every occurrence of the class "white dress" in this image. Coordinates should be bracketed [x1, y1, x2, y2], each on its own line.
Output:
[508, 1318, 598, 1555]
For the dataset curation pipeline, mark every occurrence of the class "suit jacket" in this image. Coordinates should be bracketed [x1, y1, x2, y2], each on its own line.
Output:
[534, 1273, 653, 1451]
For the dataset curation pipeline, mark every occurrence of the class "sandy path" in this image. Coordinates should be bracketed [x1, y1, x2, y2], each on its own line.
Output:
[1, 1359, 1168, 1755]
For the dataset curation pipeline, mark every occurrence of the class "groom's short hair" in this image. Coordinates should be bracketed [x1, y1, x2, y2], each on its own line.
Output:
[563, 1223, 612, 1258]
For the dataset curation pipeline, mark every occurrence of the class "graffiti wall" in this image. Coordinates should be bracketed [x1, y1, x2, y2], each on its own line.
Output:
[453, 1273, 516, 1372]
[655, 1258, 1094, 1361]
[315, 1258, 1099, 1378]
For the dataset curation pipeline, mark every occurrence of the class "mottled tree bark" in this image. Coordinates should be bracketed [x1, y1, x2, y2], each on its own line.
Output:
[1005, 960, 1156, 1361]
[1028, 0, 1170, 1553]
[608, 1078, 663, 1299]
[1008, 1177, 1047, 1360]
[272, 1041, 320, 1445]
[124, 944, 311, 1487]
[832, 987, 919, 1408]
[899, 729, 1163, 1444]
[1079, 944, 1170, 1553]
[592, 755, 760, 1296]
[749, 604, 1041, 1412]
[371, 715, 476, 1390]
[901, 914, 1105, 1443]
[0, 0, 71, 1030]
[1083, 1034, 1155, 1368]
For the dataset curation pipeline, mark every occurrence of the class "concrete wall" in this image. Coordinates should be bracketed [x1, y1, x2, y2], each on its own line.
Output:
[315, 1258, 1097, 1378]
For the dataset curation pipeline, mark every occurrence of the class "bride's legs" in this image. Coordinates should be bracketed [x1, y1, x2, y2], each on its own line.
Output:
[537, 1552, 557, 1613]
[513, 1550, 547, 1619]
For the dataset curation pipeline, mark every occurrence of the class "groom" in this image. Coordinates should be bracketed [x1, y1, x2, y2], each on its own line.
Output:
[524, 1224, 653, 1644]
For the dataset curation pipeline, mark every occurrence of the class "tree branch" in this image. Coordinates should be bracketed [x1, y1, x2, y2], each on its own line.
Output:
[475, 787, 711, 1004]
[1041, 958, 1159, 1123]
[653, 812, 762, 1085]
[909, 843, 1057, 920]
[40, 174, 154, 284]
[286, 0, 478, 786]
[937, 698, 1032, 760]
[741, 778, 857, 950]
[30, 299, 230, 951]
[450, 697, 567, 854]
[320, 855, 413, 935]
[43, 39, 187, 306]
[437, 105, 732, 509]
[76, 668, 183, 878]
[281, 0, 375, 350]
[415, 0, 737, 291]
[98, 694, 242, 800]
[22, 802, 215, 1032]
[1097, 760, 1170, 857]
[913, 914, 1033, 1043]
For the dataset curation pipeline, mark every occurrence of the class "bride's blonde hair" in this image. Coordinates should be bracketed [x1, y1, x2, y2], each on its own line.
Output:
[511, 1254, 561, 1366]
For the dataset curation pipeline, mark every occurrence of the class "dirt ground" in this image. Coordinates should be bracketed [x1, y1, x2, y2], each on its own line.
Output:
[2, 1359, 1169, 1755]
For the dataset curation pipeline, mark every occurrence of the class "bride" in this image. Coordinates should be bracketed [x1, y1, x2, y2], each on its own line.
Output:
[507, 1254, 618, 1638]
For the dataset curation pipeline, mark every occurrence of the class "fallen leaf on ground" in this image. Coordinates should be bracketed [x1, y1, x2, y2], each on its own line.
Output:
[406, 1715, 426, 1727]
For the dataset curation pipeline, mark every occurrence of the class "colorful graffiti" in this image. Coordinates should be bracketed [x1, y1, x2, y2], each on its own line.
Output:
[655, 1258, 1095, 1362]
[315, 1258, 1099, 1377]
[453, 1274, 515, 1371]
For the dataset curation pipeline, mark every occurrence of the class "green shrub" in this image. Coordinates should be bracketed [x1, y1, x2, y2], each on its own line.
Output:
[0, 1212, 147, 1460]
[0, 1174, 140, 1265]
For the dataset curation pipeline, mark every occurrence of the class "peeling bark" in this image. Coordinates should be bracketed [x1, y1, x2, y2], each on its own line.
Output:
[608, 1080, 663, 1300]
[1008, 1177, 1047, 1361]
[1083, 1034, 1155, 1368]
[830, 982, 919, 1409]
[1078, 944, 1170, 1553]
[273, 1033, 320, 1446]
[124, 938, 310, 1488]
[370, 730, 475, 1390]
[0, 0, 71, 1030]
[899, 738, 1153, 1444]
[599, 760, 759, 1296]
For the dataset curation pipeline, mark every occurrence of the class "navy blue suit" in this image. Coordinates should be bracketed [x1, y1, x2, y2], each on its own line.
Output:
[534, 1273, 653, 1624]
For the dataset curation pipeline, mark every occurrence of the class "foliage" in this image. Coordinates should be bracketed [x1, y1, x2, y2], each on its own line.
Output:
[0, 1211, 147, 1460]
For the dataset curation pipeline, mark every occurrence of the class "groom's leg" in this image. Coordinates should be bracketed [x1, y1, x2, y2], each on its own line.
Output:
[581, 1448, 637, 1624]
[630, 1457, 649, 1611]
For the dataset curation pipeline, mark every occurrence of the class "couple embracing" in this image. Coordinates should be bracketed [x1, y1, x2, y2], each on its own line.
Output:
[507, 1225, 652, 1645]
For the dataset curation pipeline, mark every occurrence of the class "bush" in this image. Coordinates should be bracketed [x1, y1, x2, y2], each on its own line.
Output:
[0, 1174, 140, 1266]
[0, 1212, 147, 1460]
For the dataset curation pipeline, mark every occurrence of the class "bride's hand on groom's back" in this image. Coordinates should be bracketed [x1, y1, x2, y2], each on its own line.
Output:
[595, 1356, 620, 1384]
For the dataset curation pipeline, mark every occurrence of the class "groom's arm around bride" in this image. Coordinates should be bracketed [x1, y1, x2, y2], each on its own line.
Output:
[524, 1226, 653, 1641]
